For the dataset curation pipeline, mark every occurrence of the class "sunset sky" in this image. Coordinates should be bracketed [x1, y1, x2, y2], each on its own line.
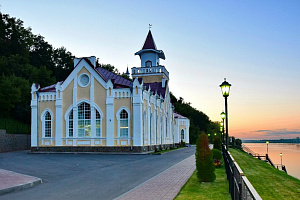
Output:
[2, 0, 299, 140]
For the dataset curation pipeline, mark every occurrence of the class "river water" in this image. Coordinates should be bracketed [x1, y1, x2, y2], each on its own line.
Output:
[243, 143, 300, 180]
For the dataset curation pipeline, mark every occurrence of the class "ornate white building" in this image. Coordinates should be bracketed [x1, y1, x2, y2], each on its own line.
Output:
[30, 30, 189, 152]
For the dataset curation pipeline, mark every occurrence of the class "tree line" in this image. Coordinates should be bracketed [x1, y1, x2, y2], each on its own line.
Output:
[170, 93, 221, 144]
[0, 12, 124, 123]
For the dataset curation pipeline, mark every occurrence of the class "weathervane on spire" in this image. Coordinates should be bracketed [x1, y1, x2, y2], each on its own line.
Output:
[149, 24, 152, 30]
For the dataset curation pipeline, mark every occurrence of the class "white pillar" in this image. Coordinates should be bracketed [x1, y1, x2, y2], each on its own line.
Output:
[133, 103, 143, 146]
[31, 99, 37, 147]
[106, 99, 114, 146]
[55, 99, 63, 146]
[90, 76, 95, 146]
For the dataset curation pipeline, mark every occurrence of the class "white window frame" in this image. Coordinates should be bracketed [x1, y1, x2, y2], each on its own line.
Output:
[116, 107, 130, 138]
[95, 109, 102, 137]
[65, 101, 103, 138]
[41, 109, 53, 138]
[78, 73, 90, 88]
[181, 129, 185, 141]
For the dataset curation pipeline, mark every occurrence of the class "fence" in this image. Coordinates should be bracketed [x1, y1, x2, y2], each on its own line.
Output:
[223, 146, 262, 200]
[242, 144, 287, 173]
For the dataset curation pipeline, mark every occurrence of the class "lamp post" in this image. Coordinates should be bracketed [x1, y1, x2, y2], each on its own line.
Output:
[220, 111, 226, 144]
[266, 141, 269, 155]
[220, 78, 231, 150]
[280, 153, 283, 168]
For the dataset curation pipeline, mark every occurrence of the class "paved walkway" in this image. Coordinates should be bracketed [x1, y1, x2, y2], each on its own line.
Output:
[0, 151, 195, 199]
[0, 169, 42, 195]
[115, 155, 196, 200]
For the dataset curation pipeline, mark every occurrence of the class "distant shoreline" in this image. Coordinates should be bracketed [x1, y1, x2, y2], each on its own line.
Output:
[243, 138, 300, 143]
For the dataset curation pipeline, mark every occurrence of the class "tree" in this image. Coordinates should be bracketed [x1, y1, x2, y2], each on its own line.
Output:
[0, 11, 74, 123]
[195, 132, 216, 182]
[0, 75, 29, 119]
[213, 136, 221, 150]
[170, 92, 212, 144]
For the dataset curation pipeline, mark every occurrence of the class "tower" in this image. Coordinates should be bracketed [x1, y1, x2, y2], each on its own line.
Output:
[132, 30, 169, 84]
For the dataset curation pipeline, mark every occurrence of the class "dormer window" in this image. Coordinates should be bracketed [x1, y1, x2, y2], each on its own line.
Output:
[145, 60, 152, 67]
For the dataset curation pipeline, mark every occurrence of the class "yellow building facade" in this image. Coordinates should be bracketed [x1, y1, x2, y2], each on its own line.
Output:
[30, 30, 189, 152]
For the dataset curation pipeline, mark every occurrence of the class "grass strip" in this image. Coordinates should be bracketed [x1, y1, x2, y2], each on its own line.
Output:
[149, 146, 186, 154]
[0, 117, 30, 134]
[230, 148, 300, 200]
[175, 164, 231, 200]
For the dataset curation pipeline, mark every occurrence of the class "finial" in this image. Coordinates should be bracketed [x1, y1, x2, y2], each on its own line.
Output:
[149, 24, 152, 30]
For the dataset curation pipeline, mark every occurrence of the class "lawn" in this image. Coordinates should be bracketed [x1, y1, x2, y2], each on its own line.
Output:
[149, 146, 186, 154]
[175, 164, 231, 200]
[0, 117, 30, 134]
[230, 148, 300, 200]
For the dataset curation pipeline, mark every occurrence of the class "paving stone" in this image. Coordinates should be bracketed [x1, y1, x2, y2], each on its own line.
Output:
[115, 155, 195, 200]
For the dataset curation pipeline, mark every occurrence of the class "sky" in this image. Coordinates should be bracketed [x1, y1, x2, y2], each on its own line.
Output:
[1, 0, 300, 140]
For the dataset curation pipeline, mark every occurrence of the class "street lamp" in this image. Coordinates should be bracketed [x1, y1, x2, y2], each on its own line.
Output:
[266, 141, 269, 155]
[220, 79, 231, 149]
[220, 111, 226, 144]
[280, 153, 283, 167]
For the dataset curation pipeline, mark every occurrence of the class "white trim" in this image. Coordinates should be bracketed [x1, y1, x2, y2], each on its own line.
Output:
[78, 73, 90, 88]
[64, 100, 103, 140]
[181, 129, 185, 141]
[61, 60, 107, 91]
[41, 108, 53, 138]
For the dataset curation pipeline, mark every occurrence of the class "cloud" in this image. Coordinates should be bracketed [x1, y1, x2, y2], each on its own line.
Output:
[252, 129, 300, 136]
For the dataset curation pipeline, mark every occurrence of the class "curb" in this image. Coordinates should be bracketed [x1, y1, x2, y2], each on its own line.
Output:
[0, 170, 42, 196]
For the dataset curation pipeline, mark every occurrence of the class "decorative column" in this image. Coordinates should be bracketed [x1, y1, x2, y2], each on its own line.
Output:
[30, 84, 39, 147]
[90, 75, 95, 146]
[106, 80, 114, 146]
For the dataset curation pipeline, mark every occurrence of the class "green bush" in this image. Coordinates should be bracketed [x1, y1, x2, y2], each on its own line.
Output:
[235, 139, 242, 149]
[180, 140, 186, 147]
[211, 149, 222, 168]
[213, 136, 221, 150]
[195, 132, 216, 182]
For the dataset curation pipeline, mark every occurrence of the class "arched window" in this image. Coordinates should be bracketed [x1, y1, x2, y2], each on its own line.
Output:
[68, 110, 73, 137]
[145, 60, 152, 67]
[44, 112, 52, 137]
[181, 129, 185, 140]
[96, 110, 101, 137]
[78, 102, 91, 137]
[120, 109, 129, 137]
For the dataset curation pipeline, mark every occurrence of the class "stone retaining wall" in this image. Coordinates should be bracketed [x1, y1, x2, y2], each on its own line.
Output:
[0, 129, 31, 153]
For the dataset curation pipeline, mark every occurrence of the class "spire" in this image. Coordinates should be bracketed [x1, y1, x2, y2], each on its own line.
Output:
[126, 66, 130, 77]
[142, 30, 157, 50]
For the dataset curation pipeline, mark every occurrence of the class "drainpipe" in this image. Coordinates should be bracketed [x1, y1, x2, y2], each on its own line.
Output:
[36, 91, 39, 151]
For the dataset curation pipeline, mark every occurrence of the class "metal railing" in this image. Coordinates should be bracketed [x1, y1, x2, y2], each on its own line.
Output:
[223, 146, 262, 200]
[242, 144, 287, 173]
[131, 65, 169, 80]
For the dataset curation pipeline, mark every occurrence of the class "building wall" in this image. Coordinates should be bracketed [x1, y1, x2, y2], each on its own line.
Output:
[39, 99, 56, 146]
[31, 57, 190, 150]
[94, 78, 107, 137]
[62, 79, 74, 138]
[77, 68, 90, 101]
